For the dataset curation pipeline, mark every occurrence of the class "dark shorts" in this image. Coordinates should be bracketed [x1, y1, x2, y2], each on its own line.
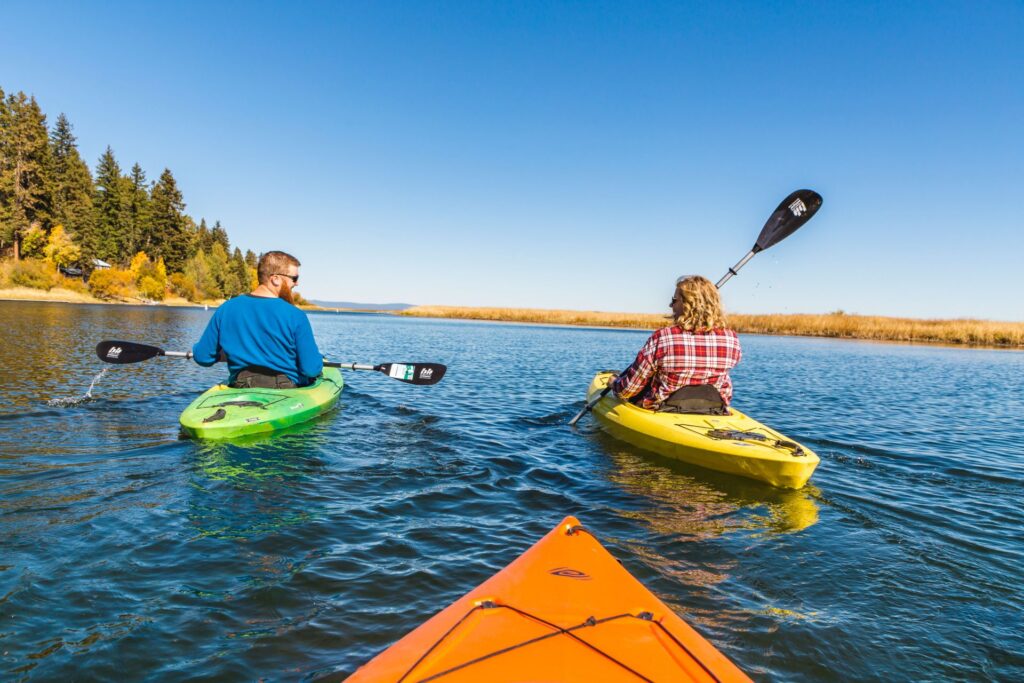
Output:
[230, 367, 298, 389]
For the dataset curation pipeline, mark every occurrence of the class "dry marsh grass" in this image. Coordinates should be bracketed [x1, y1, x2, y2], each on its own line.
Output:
[400, 306, 1024, 348]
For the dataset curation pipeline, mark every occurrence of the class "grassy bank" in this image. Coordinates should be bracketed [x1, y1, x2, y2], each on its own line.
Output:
[0, 285, 196, 306]
[399, 306, 1024, 349]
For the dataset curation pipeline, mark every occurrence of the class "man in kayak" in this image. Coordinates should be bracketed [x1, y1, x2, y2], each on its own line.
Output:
[192, 250, 323, 388]
[608, 275, 741, 414]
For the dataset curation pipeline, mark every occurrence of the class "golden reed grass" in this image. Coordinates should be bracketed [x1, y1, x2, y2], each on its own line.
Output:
[400, 306, 1024, 348]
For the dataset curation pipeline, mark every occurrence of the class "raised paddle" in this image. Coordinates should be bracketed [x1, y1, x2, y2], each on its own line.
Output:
[567, 189, 822, 426]
[95, 340, 447, 385]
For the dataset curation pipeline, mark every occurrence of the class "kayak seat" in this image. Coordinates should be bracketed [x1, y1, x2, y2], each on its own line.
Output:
[656, 384, 728, 415]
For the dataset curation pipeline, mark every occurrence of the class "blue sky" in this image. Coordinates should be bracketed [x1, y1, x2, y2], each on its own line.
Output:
[3, 1, 1021, 319]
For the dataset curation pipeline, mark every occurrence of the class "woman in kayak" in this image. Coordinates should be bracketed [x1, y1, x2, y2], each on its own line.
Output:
[608, 275, 741, 414]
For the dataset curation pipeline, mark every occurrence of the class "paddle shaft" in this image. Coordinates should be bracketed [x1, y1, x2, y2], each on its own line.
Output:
[715, 250, 756, 289]
[95, 341, 446, 385]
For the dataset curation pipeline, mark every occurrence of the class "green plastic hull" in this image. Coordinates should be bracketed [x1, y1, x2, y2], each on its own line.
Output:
[179, 367, 343, 440]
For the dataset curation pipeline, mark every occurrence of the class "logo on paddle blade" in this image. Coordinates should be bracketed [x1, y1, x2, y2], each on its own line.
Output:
[549, 567, 591, 580]
[788, 197, 807, 217]
[419, 367, 433, 380]
[106, 346, 122, 359]
[388, 364, 415, 380]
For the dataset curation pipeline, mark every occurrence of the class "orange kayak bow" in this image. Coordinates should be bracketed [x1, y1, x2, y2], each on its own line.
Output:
[348, 516, 751, 682]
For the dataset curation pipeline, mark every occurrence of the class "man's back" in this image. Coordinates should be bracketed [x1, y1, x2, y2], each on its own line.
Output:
[193, 294, 323, 385]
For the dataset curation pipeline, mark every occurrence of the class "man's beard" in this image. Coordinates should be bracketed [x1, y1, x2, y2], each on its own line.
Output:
[279, 287, 294, 304]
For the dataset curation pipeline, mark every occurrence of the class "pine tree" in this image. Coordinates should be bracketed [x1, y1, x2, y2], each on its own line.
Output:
[91, 146, 129, 262]
[230, 247, 251, 296]
[0, 86, 10, 244]
[244, 249, 257, 268]
[210, 220, 229, 251]
[49, 113, 94, 254]
[149, 168, 189, 271]
[195, 218, 213, 255]
[0, 92, 53, 258]
[125, 163, 150, 257]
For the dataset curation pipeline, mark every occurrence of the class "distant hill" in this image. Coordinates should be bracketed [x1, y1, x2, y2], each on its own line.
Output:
[311, 300, 414, 311]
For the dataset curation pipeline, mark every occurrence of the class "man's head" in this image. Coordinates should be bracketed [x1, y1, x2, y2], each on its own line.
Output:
[257, 251, 301, 303]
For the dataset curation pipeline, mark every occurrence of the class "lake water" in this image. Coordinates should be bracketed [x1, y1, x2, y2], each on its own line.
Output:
[1, 301, 1021, 681]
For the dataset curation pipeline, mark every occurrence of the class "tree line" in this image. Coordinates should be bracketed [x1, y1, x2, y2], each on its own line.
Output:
[0, 85, 258, 301]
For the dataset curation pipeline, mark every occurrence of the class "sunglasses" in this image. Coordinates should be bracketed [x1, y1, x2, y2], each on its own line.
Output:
[275, 273, 299, 285]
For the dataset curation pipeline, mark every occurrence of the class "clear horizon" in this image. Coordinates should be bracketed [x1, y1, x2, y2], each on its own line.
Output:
[3, 1, 1021, 320]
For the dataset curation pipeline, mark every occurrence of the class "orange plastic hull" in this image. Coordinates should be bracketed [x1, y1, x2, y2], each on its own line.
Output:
[348, 516, 751, 682]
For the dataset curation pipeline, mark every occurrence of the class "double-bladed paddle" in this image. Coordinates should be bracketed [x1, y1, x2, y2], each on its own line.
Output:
[568, 189, 822, 426]
[95, 340, 447, 386]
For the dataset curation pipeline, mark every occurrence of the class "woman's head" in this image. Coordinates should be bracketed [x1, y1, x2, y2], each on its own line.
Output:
[671, 275, 726, 331]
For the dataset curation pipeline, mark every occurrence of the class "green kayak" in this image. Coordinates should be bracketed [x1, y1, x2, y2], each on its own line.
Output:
[179, 367, 344, 440]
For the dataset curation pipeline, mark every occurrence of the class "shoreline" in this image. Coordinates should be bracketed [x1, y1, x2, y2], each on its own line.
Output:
[0, 286, 200, 307]
[398, 305, 1024, 350]
[0, 287, 346, 313]
[3, 290, 1021, 350]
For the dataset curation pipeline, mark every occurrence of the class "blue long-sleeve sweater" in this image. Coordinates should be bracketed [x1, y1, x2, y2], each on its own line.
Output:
[192, 295, 323, 385]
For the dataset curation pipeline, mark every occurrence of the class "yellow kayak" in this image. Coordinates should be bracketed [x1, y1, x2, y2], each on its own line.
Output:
[586, 372, 819, 488]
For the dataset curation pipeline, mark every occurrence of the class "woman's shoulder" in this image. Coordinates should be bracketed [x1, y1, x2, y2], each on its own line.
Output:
[659, 325, 739, 338]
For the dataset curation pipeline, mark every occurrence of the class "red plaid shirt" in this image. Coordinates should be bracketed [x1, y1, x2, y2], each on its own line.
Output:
[610, 327, 742, 409]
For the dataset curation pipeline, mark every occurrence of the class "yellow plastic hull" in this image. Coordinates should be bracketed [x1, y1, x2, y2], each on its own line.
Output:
[587, 372, 819, 489]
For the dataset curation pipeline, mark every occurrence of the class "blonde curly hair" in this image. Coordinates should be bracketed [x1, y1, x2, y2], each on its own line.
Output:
[673, 275, 727, 331]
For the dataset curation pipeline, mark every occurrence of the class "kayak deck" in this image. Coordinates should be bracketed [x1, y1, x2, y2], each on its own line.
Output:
[179, 367, 343, 440]
[348, 515, 751, 682]
[587, 372, 819, 488]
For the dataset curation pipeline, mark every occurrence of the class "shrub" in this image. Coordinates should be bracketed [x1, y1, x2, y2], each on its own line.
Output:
[58, 276, 91, 295]
[88, 268, 136, 300]
[169, 272, 198, 302]
[9, 258, 60, 290]
[139, 275, 166, 301]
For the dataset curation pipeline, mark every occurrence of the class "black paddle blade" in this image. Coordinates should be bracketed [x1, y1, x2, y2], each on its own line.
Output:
[378, 362, 447, 385]
[753, 189, 822, 253]
[95, 340, 164, 364]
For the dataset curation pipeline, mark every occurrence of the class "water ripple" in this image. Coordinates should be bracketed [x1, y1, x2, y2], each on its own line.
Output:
[0, 306, 1021, 680]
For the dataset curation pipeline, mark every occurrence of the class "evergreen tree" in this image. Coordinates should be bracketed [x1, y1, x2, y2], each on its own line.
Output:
[207, 242, 232, 297]
[244, 249, 257, 268]
[91, 146, 129, 262]
[0, 92, 53, 258]
[149, 168, 189, 271]
[210, 220, 229, 251]
[227, 247, 250, 297]
[0, 86, 9, 242]
[49, 113, 94, 250]
[125, 163, 150, 257]
[195, 218, 213, 255]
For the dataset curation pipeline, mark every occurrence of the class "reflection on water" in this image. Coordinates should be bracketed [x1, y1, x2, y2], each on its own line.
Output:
[1, 302, 1022, 681]
[605, 448, 820, 538]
